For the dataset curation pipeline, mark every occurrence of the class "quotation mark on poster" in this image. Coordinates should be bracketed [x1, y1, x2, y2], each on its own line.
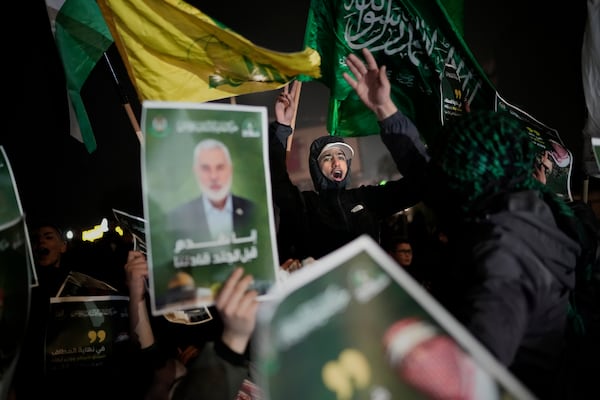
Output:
[322, 348, 371, 400]
[88, 330, 107, 343]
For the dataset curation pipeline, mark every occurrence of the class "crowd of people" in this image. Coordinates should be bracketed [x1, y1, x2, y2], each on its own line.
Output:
[7, 48, 600, 400]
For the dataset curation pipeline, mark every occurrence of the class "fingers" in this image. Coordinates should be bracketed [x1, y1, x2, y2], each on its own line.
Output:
[216, 267, 255, 311]
[361, 47, 378, 71]
[342, 71, 357, 89]
[378, 64, 388, 84]
[345, 52, 365, 78]
[290, 80, 301, 99]
[127, 250, 143, 262]
[277, 91, 293, 106]
[279, 80, 299, 102]
[217, 267, 244, 301]
[344, 49, 381, 90]
[345, 48, 380, 75]
[281, 258, 303, 272]
[234, 286, 259, 317]
[126, 251, 146, 267]
[125, 251, 148, 281]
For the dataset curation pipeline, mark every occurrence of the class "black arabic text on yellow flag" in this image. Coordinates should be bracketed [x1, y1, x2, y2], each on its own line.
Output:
[97, 0, 321, 102]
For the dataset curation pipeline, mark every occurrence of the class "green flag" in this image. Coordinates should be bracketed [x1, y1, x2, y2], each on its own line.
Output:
[301, 0, 496, 147]
[45, 0, 114, 153]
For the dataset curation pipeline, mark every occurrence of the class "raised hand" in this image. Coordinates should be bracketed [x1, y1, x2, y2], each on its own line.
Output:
[124, 250, 155, 348]
[275, 80, 301, 126]
[125, 250, 149, 303]
[216, 267, 259, 354]
[343, 48, 397, 120]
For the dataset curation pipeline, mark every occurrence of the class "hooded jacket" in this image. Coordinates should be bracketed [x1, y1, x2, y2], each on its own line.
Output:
[424, 110, 581, 399]
[433, 191, 579, 397]
[269, 111, 429, 262]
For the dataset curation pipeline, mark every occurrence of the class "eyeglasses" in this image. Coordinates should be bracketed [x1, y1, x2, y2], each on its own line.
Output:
[394, 249, 412, 254]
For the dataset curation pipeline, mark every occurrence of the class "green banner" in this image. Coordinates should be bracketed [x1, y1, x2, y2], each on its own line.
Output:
[301, 0, 496, 147]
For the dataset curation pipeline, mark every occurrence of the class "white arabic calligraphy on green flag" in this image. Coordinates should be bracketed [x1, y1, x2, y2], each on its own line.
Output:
[45, 0, 114, 153]
[301, 0, 496, 146]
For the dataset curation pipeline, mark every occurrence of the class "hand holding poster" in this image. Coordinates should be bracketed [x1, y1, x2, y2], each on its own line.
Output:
[141, 102, 278, 315]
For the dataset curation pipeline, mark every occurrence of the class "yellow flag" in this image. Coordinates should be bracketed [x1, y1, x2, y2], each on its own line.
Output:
[97, 0, 321, 102]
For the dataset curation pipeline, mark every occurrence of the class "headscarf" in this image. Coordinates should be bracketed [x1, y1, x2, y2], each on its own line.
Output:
[425, 110, 575, 231]
[308, 135, 353, 192]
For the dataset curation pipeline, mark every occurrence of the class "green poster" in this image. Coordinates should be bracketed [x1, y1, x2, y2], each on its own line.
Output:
[0, 146, 36, 288]
[0, 147, 23, 229]
[141, 101, 278, 316]
[0, 218, 31, 394]
[593, 138, 600, 171]
[254, 235, 534, 400]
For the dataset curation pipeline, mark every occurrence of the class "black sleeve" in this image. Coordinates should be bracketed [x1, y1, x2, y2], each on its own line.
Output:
[171, 340, 249, 400]
[268, 121, 313, 261]
[379, 111, 430, 178]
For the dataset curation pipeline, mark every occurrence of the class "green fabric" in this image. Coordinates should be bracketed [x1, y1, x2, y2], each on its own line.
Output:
[432, 110, 539, 212]
[301, 0, 495, 147]
[429, 110, 575, 222]
[50, 0, 114, 153]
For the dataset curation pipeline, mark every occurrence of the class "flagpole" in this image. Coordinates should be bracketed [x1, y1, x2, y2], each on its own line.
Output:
[102, 53, 144, 145]
[286, 81, 303, 152]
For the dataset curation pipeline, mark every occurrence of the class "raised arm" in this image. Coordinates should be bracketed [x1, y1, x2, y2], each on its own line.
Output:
[343, 47, 398, 120]
[215, 266, 259, 354]
[343, 48, 429, 169]
[124, 250, 154, 349]
[272, 80, 301, 148]
[171, 267, 259, 400]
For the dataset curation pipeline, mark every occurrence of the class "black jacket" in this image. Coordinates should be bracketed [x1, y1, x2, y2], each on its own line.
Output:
[269, 111, 429, 261]
[431, 190, 580, 399]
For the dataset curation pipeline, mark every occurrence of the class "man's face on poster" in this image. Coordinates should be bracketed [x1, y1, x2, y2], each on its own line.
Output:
[194, 147, 233, 202]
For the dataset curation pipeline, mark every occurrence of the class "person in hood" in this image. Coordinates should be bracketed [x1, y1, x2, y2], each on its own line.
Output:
[269, 48, 430, 263]
[423, 109, 581, 400]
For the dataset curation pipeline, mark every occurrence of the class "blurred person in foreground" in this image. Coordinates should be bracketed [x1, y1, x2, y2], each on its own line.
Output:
[424, 110, 581, 399]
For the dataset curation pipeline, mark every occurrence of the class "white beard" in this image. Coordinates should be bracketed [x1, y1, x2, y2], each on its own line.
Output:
[202, 178, 232, 204]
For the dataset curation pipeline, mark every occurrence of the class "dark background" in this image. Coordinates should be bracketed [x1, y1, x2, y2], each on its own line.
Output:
[2, 0, 593, 232]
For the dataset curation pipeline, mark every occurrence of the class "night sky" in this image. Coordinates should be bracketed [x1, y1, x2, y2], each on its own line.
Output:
[2, 0, 591, 232]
